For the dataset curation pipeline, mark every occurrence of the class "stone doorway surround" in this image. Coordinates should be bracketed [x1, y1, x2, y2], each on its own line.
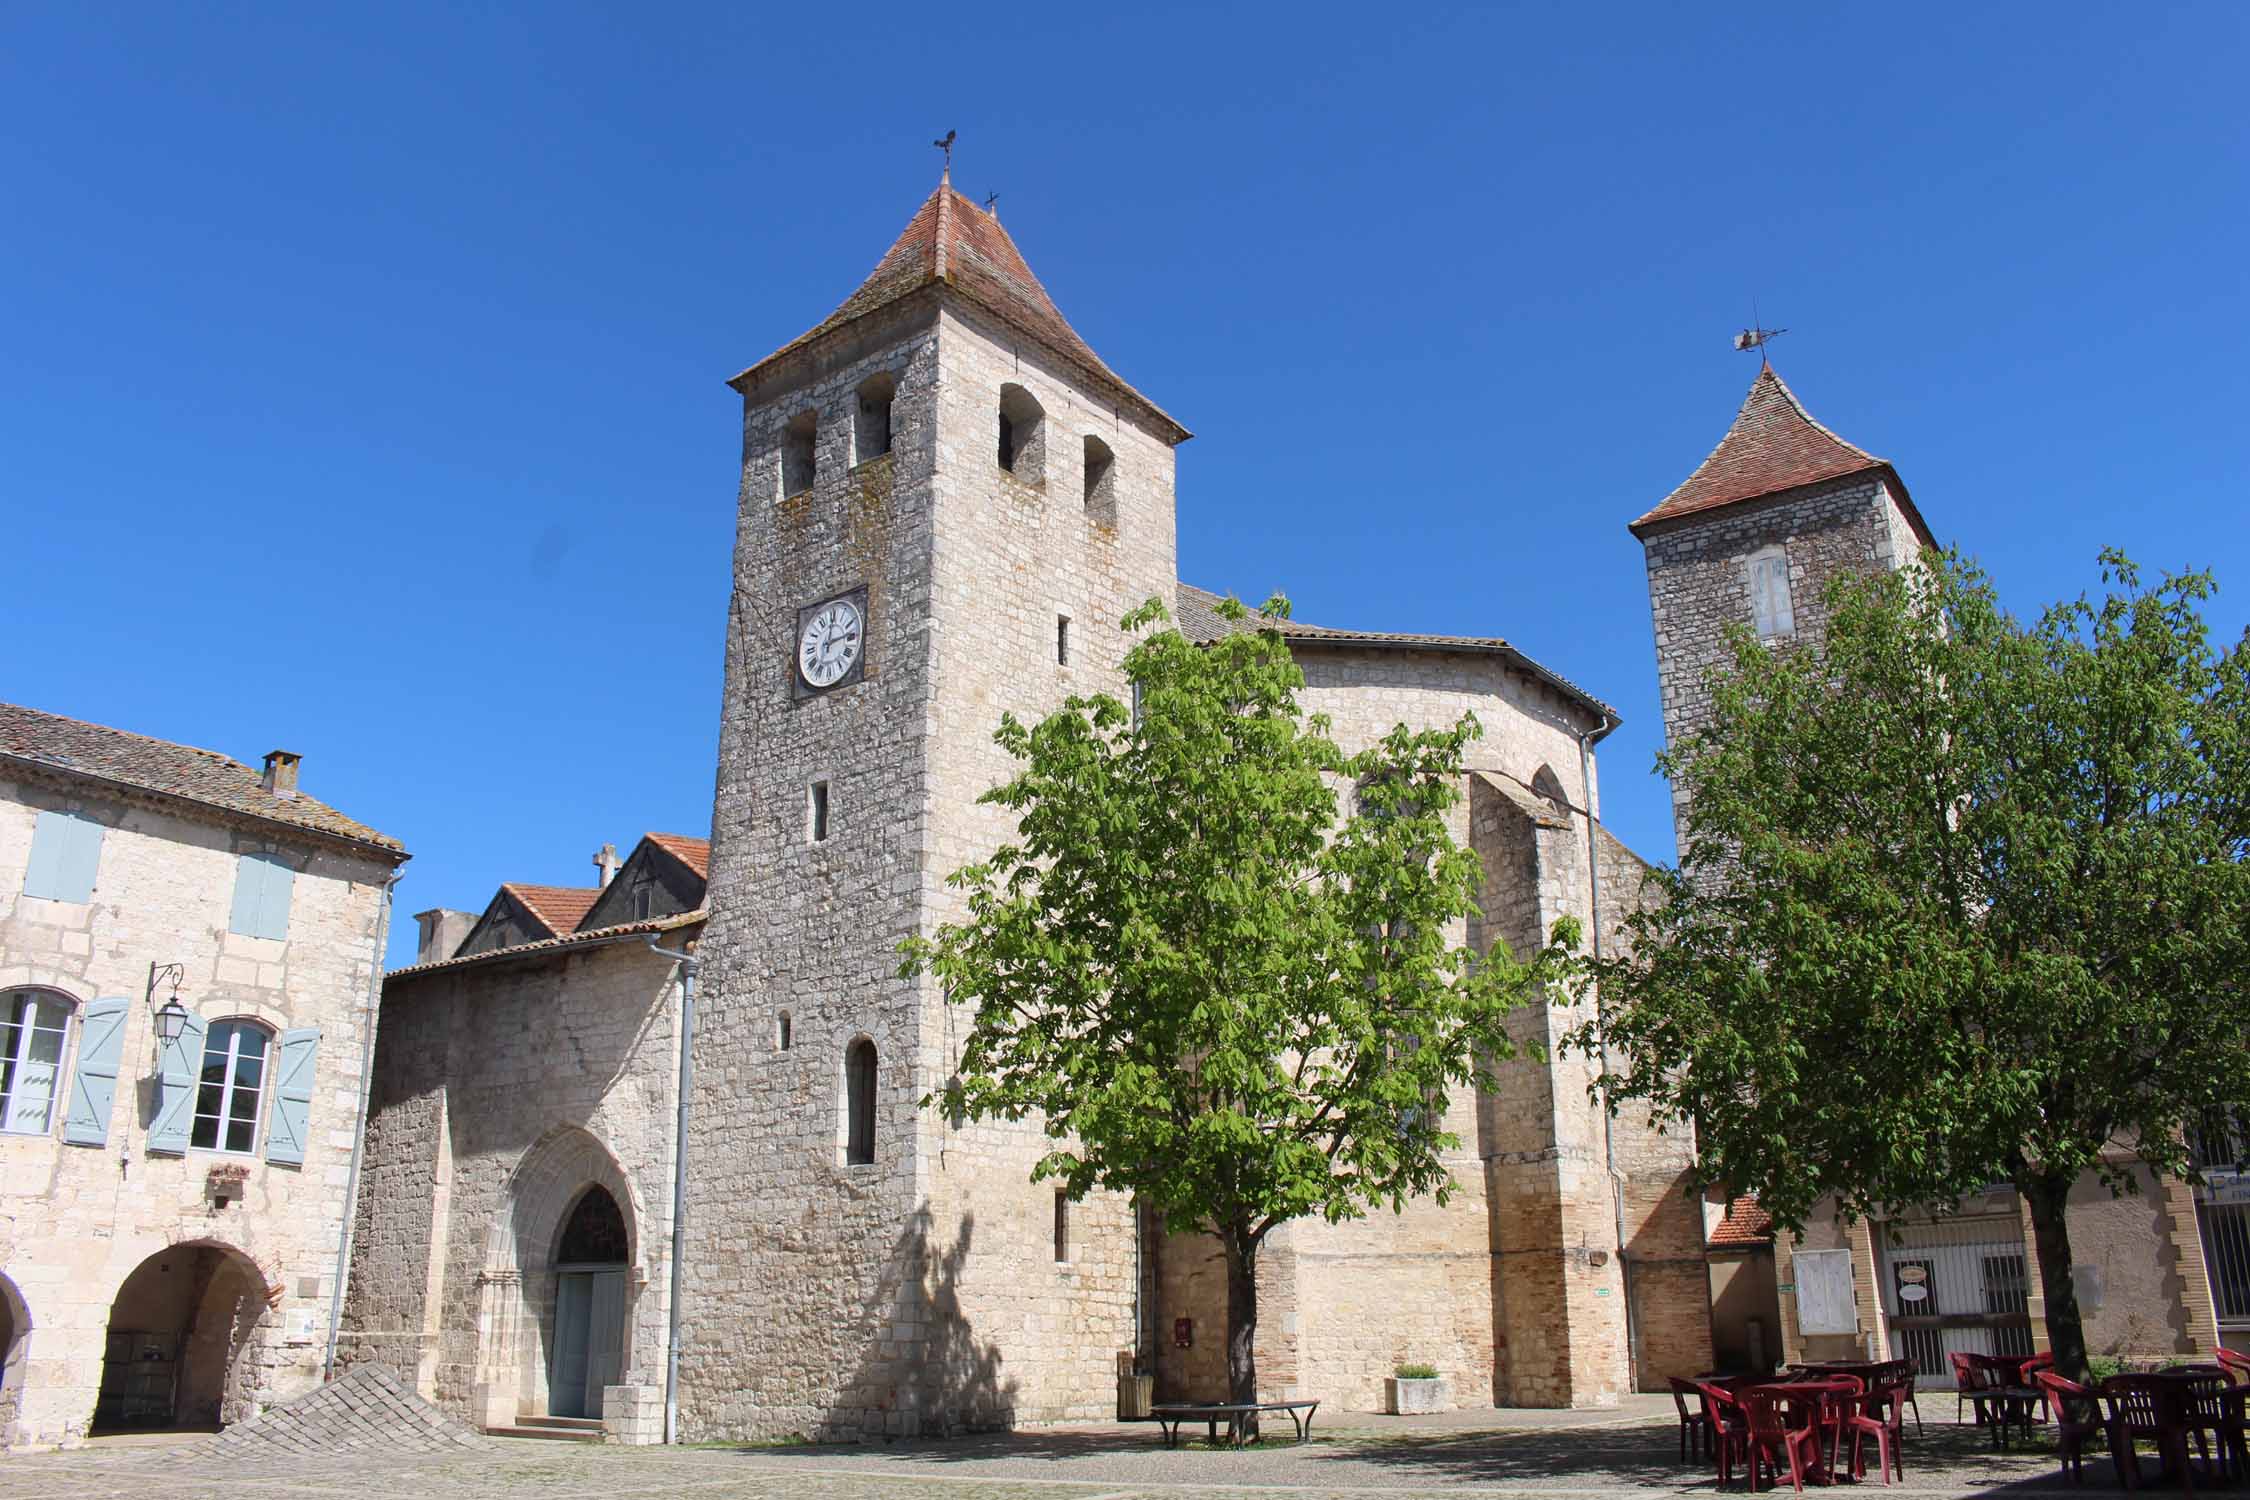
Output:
[473, 1125, 652, 1433]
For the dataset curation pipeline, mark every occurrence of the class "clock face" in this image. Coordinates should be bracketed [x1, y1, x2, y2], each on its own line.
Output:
[798, 597, 864, 689]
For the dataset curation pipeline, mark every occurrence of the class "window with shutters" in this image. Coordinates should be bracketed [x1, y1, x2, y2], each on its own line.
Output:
[0, 989, 72, 1135]
[843, 1038, 876, 1166]
[229, 851, 296, 940]
[192, 1020, 270, 1154]
[1747, 545, 1796, 640]
[22, 810, 103, 903]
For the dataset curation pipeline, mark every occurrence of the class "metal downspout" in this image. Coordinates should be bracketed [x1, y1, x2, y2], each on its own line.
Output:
[646, 938, 699, 1445]
[1575, 716, 1639, 1384]
[325, 866, 403, 1382]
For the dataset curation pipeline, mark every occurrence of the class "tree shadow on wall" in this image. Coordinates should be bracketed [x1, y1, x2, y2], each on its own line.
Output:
[831, 1205, 1019, 1440]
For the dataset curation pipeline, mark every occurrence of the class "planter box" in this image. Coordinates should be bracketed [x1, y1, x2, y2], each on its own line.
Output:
[1385, 1376, 1449, 1415]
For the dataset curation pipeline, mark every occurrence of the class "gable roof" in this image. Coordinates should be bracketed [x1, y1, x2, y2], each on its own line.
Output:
[644, 831, 710, 880]
[1630, 365, 1926, 541]
[731, 181, 1189, 445]
[0, 699, 405, 855]
[503, 883, 603, 937]
[387, 908, 706, 980]
[1175, 584, 1618, 739]
[1709, 1194, 1775, 1249]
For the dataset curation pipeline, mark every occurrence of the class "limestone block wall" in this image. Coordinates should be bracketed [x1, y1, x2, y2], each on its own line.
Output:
[0, 769, 398, 1448]
[1640, 475, 1925, 845]
[337, 936, 684, 1425]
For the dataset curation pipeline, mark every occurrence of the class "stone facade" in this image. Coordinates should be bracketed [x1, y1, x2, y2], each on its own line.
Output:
[335, 925, 691, 1430]
[0, 734, 403, 1448]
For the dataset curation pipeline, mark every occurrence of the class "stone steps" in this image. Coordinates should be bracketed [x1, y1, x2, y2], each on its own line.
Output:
[486, 1415, 603, 1442]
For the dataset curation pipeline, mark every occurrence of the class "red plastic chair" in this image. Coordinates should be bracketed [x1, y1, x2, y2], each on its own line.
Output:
[1951, 1350, 1995, 1425]
[1843, 1380, 1906, 1485]
[2101, 1375, 2199, 1496]
[1740, 1388, 1826, 1494]
[1696, 1380, 1751, 1488]
[1669, 1376, 1713, 1462]
[2035, 1369, 2107, 1487]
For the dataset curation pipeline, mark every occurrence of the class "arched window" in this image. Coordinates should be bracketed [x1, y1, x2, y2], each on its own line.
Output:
[854, 373, 896, 465]
[997, 384, 1045, 484]
[1530, 765, 1571, 815]
[781, 410, 818, 497]
[843, 1038, 876, 1166]
[193, 1020, 271, 1154]
[1082, 434, 1116, 524]
[0, 989, 71, 1135]
[1747, 545, 1795, 640]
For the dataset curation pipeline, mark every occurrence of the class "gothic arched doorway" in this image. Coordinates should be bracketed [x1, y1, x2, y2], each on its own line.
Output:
[93, 1243, 269, 1432]
[547, 1185, 628, 1419]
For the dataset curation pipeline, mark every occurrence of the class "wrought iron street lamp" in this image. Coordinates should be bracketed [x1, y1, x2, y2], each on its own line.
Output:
[147, 961, 190, 1045]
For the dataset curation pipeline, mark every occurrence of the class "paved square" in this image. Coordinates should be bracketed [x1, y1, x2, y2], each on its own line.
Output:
[0, 1402, 2129, 1498]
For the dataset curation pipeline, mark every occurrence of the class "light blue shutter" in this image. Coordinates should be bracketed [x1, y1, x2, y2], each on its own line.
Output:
[148, 1012, 206, 1155]
[229, 852, 295, 940]
[24, 811, 103, 902]
[61, 997, 131, 1147]
[264, 1028, 320, 1166]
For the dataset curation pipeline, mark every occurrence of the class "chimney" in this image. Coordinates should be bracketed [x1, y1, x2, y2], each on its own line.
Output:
[593, 843, 623, 889]
[262, 750, 302, 798]
[413, 908, 479, 965]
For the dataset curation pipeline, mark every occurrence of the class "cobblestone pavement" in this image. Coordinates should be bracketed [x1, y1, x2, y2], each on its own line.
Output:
[0, 1407, 2138, 1498]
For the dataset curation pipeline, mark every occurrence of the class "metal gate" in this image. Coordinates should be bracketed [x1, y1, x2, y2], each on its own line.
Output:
[1877, 1216, 2035, 1388]
[2193, 1117, 2250, 1333]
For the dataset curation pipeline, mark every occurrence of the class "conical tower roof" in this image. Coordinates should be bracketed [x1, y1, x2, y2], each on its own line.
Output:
[1630, 365, 1917, 537]
[732, 182, 1188, 443]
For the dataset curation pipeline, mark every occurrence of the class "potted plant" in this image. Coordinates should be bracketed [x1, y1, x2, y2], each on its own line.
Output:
[1386, 1361, 1448, 1415]
[206, 1162, 250, 1202]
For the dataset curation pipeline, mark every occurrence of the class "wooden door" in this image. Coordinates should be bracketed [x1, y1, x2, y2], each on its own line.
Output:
[585, 1270, 626, 1415]
[548, 1273, 593, 1418]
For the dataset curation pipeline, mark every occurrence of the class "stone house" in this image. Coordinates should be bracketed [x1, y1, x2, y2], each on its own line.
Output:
[340, 173, 1712, 1443]
[0, 702, 406, 1448]
[1632, 364, 2244, 1379]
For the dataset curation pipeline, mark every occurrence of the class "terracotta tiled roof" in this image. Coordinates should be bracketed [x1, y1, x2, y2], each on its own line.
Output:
[643, 831, 710, 880]
[732, 182, 1189, 444]
[1631, 366, 1895, 536]
[1710, 1194, 1775, 1248]
[0, 699, 405, 855]
[387, 909, 705, 979]
[503, 883, 602, 937]
[1175, 584, 1618, 737]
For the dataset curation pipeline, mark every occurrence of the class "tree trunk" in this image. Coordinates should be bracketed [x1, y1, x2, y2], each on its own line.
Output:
[2022, 1171, 2089, 1383]
[1223, 1228, 1260, 1438]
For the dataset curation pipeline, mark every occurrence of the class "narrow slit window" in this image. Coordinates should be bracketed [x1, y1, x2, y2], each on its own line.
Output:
[844, 1039, 876, 1165]
[1056, 616, 1071, 666]
[809, 781, 831, 843]
[777, 1012, 793, 1051]
[1053, 1192, 1070, 1263]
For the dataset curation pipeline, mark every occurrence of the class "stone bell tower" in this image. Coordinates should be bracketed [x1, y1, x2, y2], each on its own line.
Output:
[681, 171, 1191, 1440]
[1631, 363, 1935, 852]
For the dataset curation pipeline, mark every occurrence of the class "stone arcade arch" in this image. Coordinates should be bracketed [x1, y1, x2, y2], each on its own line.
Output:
[92, 1242, 273, 1433]
[472, 1125, 646, 1429]
[0, 1273, 27, 1446]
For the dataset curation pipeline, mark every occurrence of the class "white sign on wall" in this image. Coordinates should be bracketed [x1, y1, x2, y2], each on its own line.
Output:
[1794, 1248, 1858, 1335]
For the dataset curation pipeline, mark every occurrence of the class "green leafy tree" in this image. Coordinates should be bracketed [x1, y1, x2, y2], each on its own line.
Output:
[902, 595, 1571, 1419]
[1571, 551, 2250, 1377]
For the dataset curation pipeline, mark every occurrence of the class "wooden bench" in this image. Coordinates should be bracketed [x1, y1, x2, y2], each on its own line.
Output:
[1151, 1399, 1320, 1446]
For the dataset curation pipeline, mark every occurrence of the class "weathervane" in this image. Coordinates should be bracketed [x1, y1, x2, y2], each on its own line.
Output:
[933, 129, 956, 179]
[1734, 324, 1787, 359]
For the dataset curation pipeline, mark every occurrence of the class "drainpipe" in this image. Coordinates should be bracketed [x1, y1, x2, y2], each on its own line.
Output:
[325, 866, 404, 1382]
[1574, 715, 1639, 1385]
[645, 936, 698, 1445]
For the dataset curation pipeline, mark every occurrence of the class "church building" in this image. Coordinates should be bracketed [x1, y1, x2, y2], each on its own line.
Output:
[339, 172, 1728, 1441]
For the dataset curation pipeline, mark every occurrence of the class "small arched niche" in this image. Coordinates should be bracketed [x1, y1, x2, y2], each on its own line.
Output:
[1082, 433, 1116, 525]
[997, 384, 1045, 485]
[854, 373, 896, 466]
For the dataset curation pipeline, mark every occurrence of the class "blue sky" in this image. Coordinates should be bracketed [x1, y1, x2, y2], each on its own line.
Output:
[4, 6, 2244, 969]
